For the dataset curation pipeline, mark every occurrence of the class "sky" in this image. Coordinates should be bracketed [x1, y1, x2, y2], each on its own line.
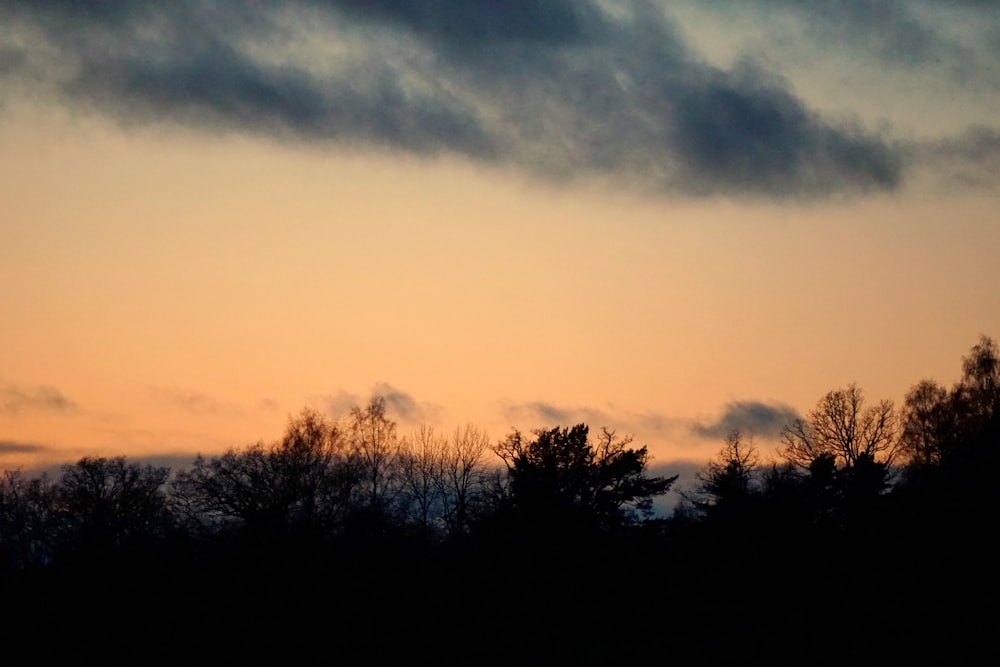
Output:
[1, 0, 999, 476]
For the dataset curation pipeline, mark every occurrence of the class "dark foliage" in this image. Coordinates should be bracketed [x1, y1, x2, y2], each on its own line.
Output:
[493, 424, 677, 535]
[2, 336, 999, 664]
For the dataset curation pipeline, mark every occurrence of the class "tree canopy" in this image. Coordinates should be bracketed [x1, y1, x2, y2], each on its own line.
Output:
[494, 424, 676, 531]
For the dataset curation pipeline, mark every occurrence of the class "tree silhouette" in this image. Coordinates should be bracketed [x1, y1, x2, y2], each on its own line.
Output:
[171, 408, 356, 540]
[0, 353, 997, 664]
[780, 383, 900, 471]
[56, 456, 170, 558]
[0, 470, 57, 569]
[900, 335, 1000, 481]
[958, 335, 1000, 417]
[900, 379, 952, 467]
[397, 424, 447, 537]
[685, 430, 760, 519]
[494, 424, 676, 532]
[348, 396, 402, 524]
[442, 423, 491, 538]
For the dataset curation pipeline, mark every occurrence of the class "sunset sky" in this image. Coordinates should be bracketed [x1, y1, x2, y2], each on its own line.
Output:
[2, 1, 998, 476]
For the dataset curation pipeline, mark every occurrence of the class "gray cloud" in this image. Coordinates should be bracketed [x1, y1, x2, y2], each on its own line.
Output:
[0, 440, 48, 455]
[501, 401, 576, 426]
[321, 0, 598, 49]
[760, 1, 961, 68]
[692, 400, 801, 440]
[6, 1, 978, 197]
[683, 0, 999, 92]
[667, 61, 901, 196]
[323, 390, 364, 419]
[257, 398, 282, 412]
[0, 45, 25, 75]
[322, 383, 438, 424]
[502, 398, 800, 445]
[912, 126, 1000, 192]
[0, 382, 77, 415]
[125, 453, 203, 474]
[154, 388, 244, 417]
[370, 382, 434, 423]
[500, 401, 687, 442]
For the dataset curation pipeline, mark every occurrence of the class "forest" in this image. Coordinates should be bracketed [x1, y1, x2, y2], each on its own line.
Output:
[2, 336, 998, 664]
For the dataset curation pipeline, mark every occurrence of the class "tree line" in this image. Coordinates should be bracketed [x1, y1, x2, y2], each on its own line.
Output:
[1, 336, 997, 663]
[0, 396, 677, 569]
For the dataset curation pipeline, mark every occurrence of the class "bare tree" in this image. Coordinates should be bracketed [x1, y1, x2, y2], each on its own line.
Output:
[780, 383, 900, 470]
[0, 470, 58, 568]
[442, 423, 490, 537]
[171, 444, 278, 534]
[272, 408, 355, 532]
[398, 424, 447, 536]
[900, 336, 1000, 471]
[349, 396, 401, 516]
[955, 335, 1000, 429]
[57, 456, 170, 553]
[171, 409, 356, 537]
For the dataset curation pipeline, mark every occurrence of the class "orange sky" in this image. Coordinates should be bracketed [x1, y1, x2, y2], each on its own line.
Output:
[2, 2, 998, 474]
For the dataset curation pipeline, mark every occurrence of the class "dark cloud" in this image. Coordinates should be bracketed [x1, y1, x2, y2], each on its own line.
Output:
[11, 452, 208, 480]
[913, 126, 1000, 191]
[0, 383, 77, 415]
[0, 45, 25, 75]
[692, 400, 801, 440]
[1, 0, 995, 197]
[321, 0, 596, 49]
[668, 62, 901, 196]
[0, 440, 48, 455]
[126, 453, 203, 474]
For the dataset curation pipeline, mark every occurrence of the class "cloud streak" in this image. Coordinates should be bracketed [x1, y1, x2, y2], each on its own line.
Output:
[500, 400, 686, 442]
[911, 126, 1000, 192]
[0, 440, 48, 455]
[503, 398, 801, 445]
[745, 0, 998, 76]
[0, 382, 77, 415]
[153, 388, 245, 417]
[4, 1, 991, 198]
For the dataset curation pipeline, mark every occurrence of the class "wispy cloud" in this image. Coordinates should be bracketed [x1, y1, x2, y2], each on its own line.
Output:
[4, 1, 993, 198]
[500, 400, 686, 441]
[740, 0, 998, 75]
[153, 387, 244, 417]
[0, 382, 77, 415]
[911, 126, 1000, 192]
[320, 383, 440, 424]
[256, 398, 282, 413]
[502, 397, 801, 445]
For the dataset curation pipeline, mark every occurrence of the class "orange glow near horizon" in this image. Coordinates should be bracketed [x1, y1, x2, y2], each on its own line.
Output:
[2, 105, 999, 475]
